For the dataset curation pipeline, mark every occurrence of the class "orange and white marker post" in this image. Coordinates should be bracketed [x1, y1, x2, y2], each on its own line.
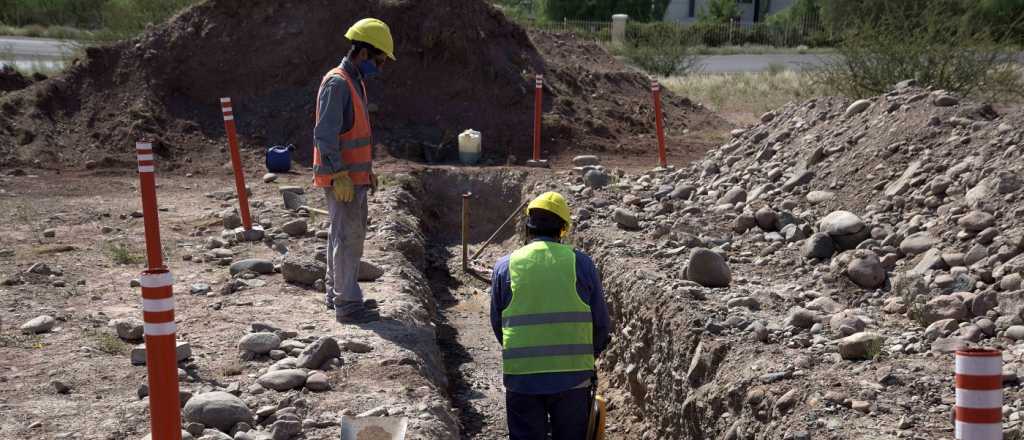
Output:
[220, 97, 262, 241]
[526, 74, 549, 168]
[955, 348, 1003, 439]
[136, 141, 182, 440]
[652, 79, 667, 168]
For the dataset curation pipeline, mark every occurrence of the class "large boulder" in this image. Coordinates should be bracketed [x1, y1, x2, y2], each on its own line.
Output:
[838, 332, 885, 360]
[847, 251, 886, 289]
[296, 336, 341, 369]
[280, 219, 308, 237]
[358, 261, 385, 282]
[613, 208, 640, 230]
[109, 318, 145, 341]
[924, 319, 959, 341]
[238, 332, 281, 355]
[257, 369, 308, 391]
[785, 307, 819, 329]
[844, 99, 871, 117]
[830, 310, 867, 337]
[959, 211, 996, 232]
[229, 259, 275, 275]
[820, 211, 869, 250]
[719, 188, 747, 205]
[182, 391, 253, 432]
[899, 233, 939, 256]
[20, 315, 56, 334]
[755, 207, 778, 231]
[820, 211, 865, 236]
[281, 257, 325, 286]
[685, 248, 731, 288]
[801, 233, 836, 259]
[919, 295, 966, 325]
[584, 169, 611, 188]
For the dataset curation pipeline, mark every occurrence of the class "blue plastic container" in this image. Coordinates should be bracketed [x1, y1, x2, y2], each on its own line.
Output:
[266, 144, 293, 173]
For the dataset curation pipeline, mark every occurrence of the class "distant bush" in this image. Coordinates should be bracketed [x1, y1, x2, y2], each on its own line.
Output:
[0, 0, 200, 39]
[536, 0, 671, 22]
[811, 1, 1024, 99]
[619, 22, 699, 77]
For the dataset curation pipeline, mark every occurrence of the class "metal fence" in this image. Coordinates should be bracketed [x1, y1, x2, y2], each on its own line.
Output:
[524, 18, 614, 42]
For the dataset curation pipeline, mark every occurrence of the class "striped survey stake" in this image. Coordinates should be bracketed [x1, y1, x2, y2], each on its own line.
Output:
[220, 97, 253, 231]
[532, 74, 543, 162]
[651, 78, 667, 168]
[955, 348, 1003, 439]
[135, 141, 182, 440]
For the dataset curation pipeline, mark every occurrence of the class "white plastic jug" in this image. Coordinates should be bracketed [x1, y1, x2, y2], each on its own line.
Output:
[458, 129, 482, 165]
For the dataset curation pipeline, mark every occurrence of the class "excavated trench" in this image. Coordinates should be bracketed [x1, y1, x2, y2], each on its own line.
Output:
[393, 169, 725, 439]
[406, 168, 528, 439]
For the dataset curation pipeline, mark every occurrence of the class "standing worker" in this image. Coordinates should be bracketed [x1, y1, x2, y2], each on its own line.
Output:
[490, 192, 611, 439]
[313, 18, 395, 324]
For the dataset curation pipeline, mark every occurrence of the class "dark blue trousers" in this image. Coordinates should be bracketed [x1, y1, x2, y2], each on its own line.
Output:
[506, 387, 590, 440]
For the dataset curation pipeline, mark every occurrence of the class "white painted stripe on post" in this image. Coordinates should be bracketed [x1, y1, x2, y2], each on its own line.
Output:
[956, 389, 1003, 408]
[144, 322, 177, 336]
[220, 97, 231, 103]
[138, 165, 155, 173]
[136, 154, 154, 161]
[142, 298, 175, 312]
[956, 355, 1003, 376]
[136, 142, 153, 150]
[223, 115, 234, 121]
[955, 421, 1002, 439]
[222, 107, 233, 113]
[139, 272, 174, 288]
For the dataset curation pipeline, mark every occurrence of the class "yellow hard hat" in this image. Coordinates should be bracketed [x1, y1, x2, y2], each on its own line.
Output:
[526, 192, 572, 236]
[345, 18, 396, 61]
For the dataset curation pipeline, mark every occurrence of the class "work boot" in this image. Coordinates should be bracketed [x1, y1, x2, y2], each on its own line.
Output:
[335, 300, 380, 324]
[363, 298, 379, 310]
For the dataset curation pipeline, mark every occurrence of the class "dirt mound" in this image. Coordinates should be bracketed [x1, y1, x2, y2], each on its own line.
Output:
[0, 0, 725, 170]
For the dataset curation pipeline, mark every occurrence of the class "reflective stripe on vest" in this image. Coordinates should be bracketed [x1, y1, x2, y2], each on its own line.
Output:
[312, 67, 373, 187]
[502, 241, 594, 375]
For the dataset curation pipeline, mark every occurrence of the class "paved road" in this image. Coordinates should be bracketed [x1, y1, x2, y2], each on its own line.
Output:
[1, 36, 829, 74]
[695, 53, 829, 73]
[0, 36, 77, 71]
[3, 36, 1021, 75]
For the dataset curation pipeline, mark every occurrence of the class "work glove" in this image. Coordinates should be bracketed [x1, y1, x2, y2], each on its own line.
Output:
[331, 171, 354, 202]
[370, 172, 379, 195]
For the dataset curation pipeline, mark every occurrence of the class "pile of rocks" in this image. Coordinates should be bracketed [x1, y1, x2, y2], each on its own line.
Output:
[557, 85, 1024, 437]
[135, 322, 381, 440]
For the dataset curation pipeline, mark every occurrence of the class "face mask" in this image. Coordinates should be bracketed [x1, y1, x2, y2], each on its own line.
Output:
[359, 59, 379, 78]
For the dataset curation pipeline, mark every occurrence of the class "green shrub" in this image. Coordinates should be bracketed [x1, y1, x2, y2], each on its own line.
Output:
[619, 22, 699, 76]
[106, 242, 144, 265]
[810, 1, 1024, 98]
[698, 0, 741, 23]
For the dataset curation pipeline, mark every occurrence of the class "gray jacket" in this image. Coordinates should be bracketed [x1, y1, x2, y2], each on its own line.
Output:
[313, 58, 367, 174]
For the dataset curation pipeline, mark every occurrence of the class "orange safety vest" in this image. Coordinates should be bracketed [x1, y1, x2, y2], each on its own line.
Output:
[312, 67, 373, 187]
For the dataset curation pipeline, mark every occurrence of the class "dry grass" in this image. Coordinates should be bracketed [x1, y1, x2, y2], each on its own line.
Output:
[89, 329, 128, 355]
[663, 68, 831, 125]
[105, 242, 144, 265]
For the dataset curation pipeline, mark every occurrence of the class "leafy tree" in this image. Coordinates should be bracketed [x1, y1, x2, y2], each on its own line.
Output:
[698, 0, 741, 23]
[541, 0, 671, 22]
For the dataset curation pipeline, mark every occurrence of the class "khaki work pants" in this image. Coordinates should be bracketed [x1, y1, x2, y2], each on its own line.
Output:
[324, 186, 368, 308]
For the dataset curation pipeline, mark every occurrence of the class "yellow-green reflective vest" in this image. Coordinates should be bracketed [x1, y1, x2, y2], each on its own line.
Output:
[502, 241, 594, 375]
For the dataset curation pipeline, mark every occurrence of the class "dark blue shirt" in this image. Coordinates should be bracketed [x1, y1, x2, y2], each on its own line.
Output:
[490, 237, 611, 395]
